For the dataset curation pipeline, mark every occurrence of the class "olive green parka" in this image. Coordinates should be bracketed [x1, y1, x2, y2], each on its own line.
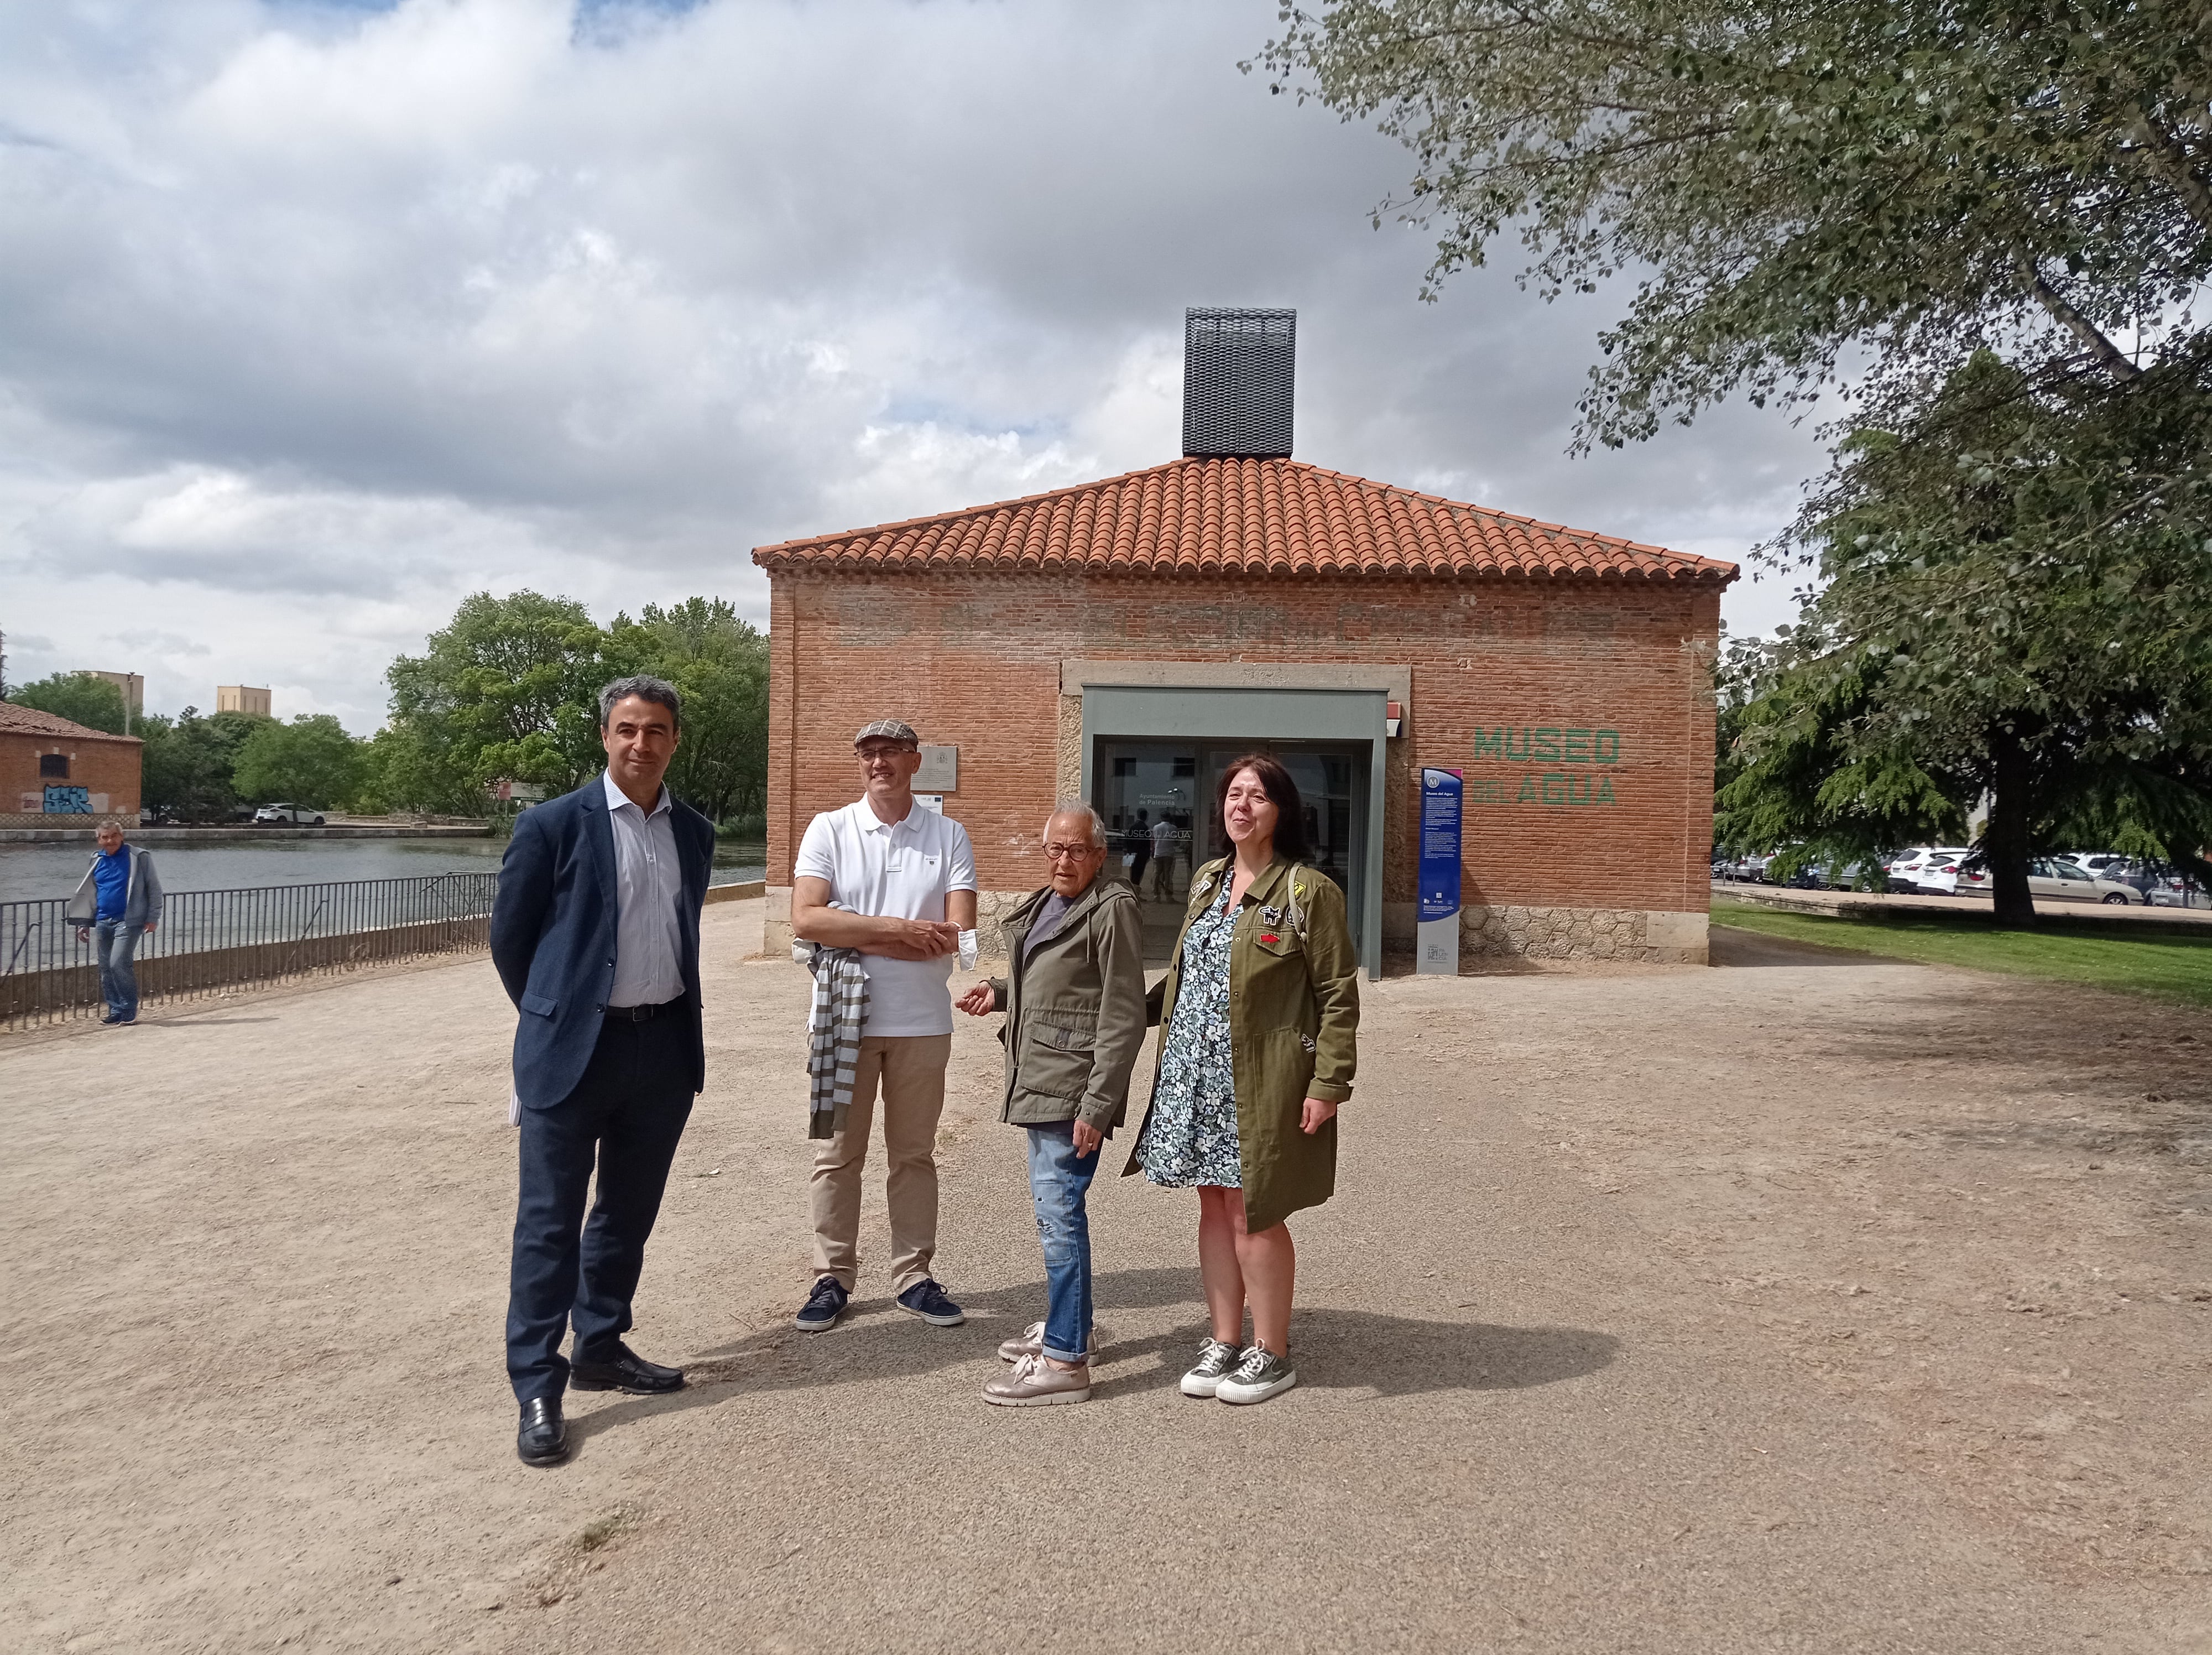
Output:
[1123, 855, 1359, 1231]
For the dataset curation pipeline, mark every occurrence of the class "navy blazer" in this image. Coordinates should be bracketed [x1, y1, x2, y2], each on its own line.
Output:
[491, 775, 716, 1110]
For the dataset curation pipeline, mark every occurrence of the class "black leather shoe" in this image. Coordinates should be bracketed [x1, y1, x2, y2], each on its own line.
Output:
[570, 1341, 685, 1395]
[517, 1397, 568, 1466]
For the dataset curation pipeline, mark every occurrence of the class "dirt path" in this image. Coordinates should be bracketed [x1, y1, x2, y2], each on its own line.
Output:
[2, 907, 2206, 1652]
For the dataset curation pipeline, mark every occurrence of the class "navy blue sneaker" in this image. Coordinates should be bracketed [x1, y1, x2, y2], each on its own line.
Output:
[794, 1274, 849, 1332]
[895, 1279, 965, 1328]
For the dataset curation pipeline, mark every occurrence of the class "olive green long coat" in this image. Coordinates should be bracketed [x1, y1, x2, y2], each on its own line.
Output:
[1123, 855, 1360, 1232]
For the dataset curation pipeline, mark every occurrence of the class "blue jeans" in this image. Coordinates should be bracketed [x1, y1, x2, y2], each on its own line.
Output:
[1026, 1122, 1099, 1363]
[94, 919, 142, 1021]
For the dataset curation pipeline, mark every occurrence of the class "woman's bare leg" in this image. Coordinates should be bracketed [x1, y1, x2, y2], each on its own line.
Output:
[1226, 1190, 1295, 1355]
[1196, 1185, 1246, 1345]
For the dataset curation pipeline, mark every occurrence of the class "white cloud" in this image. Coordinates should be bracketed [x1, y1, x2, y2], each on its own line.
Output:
[1, 0, 1821, 732]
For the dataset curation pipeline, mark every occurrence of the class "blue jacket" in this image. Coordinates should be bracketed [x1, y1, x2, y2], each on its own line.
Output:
[491, 776, 716, 1110]
[65, 845, 163, 929]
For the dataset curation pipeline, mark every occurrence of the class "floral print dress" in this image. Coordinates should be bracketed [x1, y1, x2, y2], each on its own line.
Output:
[1136, 881, 1243, 1188]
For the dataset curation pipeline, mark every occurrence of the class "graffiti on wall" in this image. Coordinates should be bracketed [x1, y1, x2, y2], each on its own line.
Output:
[44, 786, 91, 814]
[1467, 726, 1620, 808]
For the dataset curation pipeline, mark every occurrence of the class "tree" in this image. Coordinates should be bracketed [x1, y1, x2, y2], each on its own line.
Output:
[11, 672, 128, 734]
[1261, 0, 2209, 446]
[611, 598, 771, 826]
[135, 706, 274, 820]
[231, 714, 367, 811]
[1720, 352, 2212, 918]
[383, 591, 612, 808]
[1266, 1, 2212, 917]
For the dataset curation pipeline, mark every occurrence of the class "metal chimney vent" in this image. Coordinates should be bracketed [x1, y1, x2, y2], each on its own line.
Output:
[1182, 307, 1295, 458]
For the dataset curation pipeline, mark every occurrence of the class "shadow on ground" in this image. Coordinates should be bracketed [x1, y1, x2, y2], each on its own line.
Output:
[1708, 926, 1900, 969]
[568, 1267, 1619, 1445]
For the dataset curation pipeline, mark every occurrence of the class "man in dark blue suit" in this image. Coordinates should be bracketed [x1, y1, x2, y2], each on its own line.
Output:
[492, 675, 715, 1466]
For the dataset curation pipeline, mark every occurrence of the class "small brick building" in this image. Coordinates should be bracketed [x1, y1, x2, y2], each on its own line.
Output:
[1, 702, 142, 826]
[753, 313, 1735, 974]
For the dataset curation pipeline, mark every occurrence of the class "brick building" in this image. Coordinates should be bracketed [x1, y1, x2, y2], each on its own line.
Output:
[1, 702, 142, 825]
[753, 312, 1735, 974]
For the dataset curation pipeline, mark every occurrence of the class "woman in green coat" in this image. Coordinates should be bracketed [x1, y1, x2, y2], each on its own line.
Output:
[1124, 753, 1359, 1405]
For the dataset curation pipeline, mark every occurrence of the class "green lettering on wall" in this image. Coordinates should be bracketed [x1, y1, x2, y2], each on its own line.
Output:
[1563, 729, 1591, 763]
[1516, 774, 1538, 803]
[1594, 730, 1620, 763]
[1473, 728, 1506, 760]
[1596, 776, 1616, 804]
[1533, 727, 1561, 761]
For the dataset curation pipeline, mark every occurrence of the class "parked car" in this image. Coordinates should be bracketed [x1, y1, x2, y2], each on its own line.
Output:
[2145, 866, 2212, 908]
[2063, 851, 2128, 878]
[253, 802, 327, 826]
[1886, 847, 1977, 895]
[138, 806, 179, 826]
[2028, 857, 2141, 904]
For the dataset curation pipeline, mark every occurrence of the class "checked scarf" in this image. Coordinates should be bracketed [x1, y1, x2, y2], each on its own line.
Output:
[800, 941, 870, 1141]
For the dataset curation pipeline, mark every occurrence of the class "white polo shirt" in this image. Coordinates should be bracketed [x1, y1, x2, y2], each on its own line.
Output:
[794, 797, 977, 1037]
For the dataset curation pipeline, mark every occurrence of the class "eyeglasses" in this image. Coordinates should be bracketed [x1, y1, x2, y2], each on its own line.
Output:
[1043, 843, 1097, 861]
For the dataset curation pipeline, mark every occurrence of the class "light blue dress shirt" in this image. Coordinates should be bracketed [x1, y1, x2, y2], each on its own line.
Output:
[601, 769, 686, 1007]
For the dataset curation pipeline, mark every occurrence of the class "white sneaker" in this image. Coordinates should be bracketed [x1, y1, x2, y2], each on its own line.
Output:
[1214, 1343, 1297, 1405]
[1177, 1337, 1245, 1398]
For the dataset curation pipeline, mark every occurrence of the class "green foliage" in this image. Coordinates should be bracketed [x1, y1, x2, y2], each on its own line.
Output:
[11, 672, 128, 735]
[610, 598, 771, 825]
[1720, 351, 2212, 915]
[378, 590, 770, 820]
[383, 591, 611, 810]
[231, 714, 367, 810]
[1260, 0, 2211, 447]
[135, 706, 268, 821]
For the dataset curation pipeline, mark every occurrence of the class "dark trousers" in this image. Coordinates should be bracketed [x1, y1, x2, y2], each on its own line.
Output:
[507, 1015, 693, 1403]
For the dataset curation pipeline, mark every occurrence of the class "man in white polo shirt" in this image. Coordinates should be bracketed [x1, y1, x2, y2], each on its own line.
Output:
[790, 718, 978, 1332]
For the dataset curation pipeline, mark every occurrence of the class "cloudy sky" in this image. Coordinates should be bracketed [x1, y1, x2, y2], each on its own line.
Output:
[2, 0, 1824, 732]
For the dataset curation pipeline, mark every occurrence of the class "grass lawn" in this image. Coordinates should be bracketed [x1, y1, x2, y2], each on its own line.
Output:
[1710, 899, 2212, 1009]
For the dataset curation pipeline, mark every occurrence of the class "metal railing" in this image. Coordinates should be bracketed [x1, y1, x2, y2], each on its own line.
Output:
[1, 872, 501, 1032]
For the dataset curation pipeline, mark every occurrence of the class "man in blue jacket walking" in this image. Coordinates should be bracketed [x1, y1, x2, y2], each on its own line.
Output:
[491, 675, 714, 1467]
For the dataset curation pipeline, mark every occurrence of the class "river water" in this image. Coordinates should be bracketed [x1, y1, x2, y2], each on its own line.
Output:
[0, 837, 766, 907]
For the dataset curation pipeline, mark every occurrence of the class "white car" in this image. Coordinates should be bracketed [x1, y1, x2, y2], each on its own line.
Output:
[1886, 847, 1978, 895]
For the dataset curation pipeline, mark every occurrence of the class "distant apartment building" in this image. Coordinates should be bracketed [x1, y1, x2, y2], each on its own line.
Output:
[217, 684, 272, 717]
[85, 670, 144, 726]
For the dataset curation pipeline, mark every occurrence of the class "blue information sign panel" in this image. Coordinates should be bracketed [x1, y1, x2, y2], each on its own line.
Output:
[1417, 767, 1463, 975]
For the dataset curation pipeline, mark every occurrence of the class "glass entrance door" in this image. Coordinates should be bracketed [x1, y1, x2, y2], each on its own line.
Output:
[1095, 738, 1369, 964]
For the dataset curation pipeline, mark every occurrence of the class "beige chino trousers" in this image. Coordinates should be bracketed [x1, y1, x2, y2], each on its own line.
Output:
[809, 1033, 951, 1294]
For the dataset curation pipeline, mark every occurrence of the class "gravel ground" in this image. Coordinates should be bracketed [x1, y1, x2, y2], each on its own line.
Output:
[2, 904, 2207, 1653]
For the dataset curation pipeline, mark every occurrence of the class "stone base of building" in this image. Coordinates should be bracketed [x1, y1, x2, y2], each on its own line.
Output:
[1462, 904, 1707, 965]
[1385, 902, 1706, 965]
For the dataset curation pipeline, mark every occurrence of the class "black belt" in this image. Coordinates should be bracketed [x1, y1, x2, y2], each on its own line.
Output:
[603, 997, 682, 1023]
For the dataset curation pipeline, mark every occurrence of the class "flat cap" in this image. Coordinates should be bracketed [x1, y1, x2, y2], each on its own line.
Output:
[854, 717, 920, 747]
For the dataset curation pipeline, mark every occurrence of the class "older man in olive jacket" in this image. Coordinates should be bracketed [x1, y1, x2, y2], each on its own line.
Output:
[956, 800, 1145, 1406]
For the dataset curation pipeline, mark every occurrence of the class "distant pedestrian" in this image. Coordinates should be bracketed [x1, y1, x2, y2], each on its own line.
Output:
[1125, 808, 1152, 888]
[67, 823, 162, 1026]
[956, 801, 1145, 1406]
[1125, 754, 1359, 1406]
[1149, 811, 1178, 900]
[790, 718, 978, 1334]
[492, 675, 715, 1468]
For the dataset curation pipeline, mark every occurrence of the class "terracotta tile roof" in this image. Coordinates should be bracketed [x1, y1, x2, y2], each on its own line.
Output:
[752, 457, 1736, 585]
[0, 702, 141, 742]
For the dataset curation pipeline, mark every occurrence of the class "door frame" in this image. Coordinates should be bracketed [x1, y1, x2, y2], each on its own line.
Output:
[1078, 681, 1387, 979]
